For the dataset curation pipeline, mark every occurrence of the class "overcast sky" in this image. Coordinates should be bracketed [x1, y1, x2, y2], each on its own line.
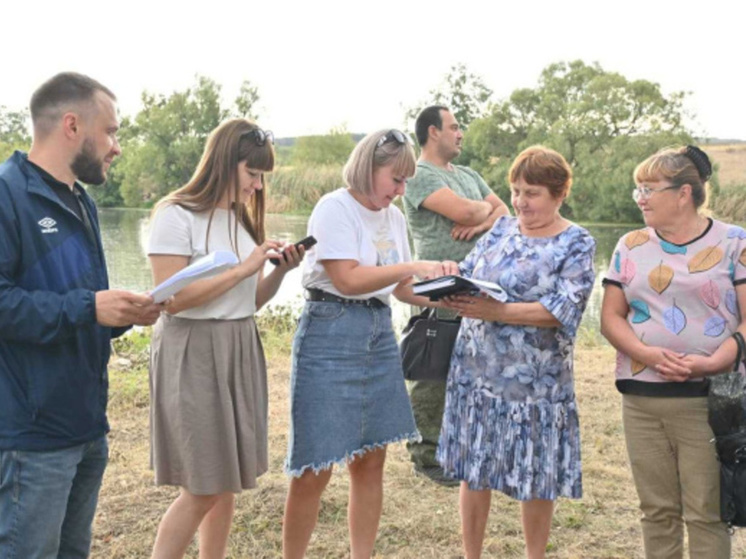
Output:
[4, 0, 744, 140]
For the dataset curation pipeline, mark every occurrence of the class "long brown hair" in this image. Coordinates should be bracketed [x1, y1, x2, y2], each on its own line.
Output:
[154, 118, 274, 254]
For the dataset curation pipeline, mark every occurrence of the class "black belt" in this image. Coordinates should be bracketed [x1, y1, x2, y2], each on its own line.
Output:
[305, 288, 387, 309]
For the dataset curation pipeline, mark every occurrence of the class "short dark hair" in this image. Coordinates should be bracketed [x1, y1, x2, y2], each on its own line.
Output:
[415, 105, 449, 147]
[30, 72, 116, 136]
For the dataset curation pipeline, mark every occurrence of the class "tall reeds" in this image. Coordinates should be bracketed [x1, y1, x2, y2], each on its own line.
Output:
[711, 183, 746, 225]
[266, 164, 343, 214]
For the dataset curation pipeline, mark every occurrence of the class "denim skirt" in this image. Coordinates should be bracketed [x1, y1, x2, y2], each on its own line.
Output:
[285, 301, 420, 476]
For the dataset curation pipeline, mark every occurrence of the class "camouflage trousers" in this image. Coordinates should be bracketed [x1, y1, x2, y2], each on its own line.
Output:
[406, 379, 447, 468]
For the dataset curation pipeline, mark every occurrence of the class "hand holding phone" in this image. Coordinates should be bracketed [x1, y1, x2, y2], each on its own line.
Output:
[269, 235, 317, 265]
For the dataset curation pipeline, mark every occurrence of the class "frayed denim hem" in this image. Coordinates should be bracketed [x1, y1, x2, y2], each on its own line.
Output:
[285, 430, 421, 478]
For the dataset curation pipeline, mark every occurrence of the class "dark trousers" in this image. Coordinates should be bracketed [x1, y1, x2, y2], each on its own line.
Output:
[406, 378, 447, 467]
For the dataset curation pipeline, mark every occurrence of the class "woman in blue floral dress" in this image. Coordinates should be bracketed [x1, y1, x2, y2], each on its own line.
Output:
[438, 146, 596, 559]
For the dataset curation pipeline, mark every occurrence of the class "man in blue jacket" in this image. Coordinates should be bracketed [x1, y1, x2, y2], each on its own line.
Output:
[0, 73, 162, 558]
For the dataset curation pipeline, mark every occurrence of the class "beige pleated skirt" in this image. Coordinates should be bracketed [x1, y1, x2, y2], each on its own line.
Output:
[149, 314, 268, 495]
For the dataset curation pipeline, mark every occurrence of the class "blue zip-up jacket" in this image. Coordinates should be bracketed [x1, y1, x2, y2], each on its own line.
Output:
[0, 151, 125, 451]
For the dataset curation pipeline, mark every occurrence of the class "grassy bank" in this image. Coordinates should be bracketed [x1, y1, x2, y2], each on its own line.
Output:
[266, 165, 343, 214]
[264, 163, 746, 225]
[711, 182, 746, 224]
[92, 313, 746, 558]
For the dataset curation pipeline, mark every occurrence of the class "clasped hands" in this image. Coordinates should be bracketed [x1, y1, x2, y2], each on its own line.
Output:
[645, 347, 719, 381]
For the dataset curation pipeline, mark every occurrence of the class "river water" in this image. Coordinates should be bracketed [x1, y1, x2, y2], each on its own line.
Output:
[99, 208, 634, 333]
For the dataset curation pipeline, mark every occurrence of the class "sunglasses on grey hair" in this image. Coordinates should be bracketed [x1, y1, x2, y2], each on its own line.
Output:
[242, 128, 274, 146]
[376, 129, 410, 148]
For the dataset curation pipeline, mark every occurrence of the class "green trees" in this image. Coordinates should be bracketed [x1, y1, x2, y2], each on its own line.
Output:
[96, 76, 262, 207]
[460, 61, 693, 223]
[405, 62, 493, 131]
[2, 63, 704, 223]
[0, 107, 31, 161]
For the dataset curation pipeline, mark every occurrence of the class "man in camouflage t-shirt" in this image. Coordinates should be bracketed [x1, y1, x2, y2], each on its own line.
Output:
[403, 105, 509, 486]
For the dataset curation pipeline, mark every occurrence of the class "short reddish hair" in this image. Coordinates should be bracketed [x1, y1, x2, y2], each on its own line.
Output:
[508, 146, 573, 199]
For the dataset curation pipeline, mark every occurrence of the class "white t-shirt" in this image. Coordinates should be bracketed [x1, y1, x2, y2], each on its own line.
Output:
[302, 188, 412, 305]
[147, 203, 258, 319]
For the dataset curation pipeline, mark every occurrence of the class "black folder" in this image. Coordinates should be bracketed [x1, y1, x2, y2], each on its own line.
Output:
[412, 275, 506, 302]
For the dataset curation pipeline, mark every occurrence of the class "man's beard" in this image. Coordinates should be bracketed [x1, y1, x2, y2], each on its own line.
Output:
[71, 138, 106, 185]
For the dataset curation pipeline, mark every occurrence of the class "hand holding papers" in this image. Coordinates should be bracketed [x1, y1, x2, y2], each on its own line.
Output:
[412, 275, 507, 302]
[150, 251, 240, 303]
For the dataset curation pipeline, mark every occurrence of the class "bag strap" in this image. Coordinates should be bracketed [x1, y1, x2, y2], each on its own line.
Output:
[425, 306, 462, 323]
[733, 332, 746, 373]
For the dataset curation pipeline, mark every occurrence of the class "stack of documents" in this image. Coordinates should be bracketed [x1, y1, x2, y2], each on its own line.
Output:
[412, 275, 507, 302]
[150, 251, 239, 303]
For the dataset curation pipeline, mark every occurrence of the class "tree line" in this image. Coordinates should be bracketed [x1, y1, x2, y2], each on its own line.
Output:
[0, 61, 725, 223]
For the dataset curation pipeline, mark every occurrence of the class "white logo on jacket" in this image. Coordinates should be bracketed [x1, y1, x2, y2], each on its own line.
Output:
[38, 217, 58, 234]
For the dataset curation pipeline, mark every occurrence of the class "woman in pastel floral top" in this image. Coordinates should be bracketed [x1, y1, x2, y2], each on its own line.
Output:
[438, 146, 596, 559]
[601, 146, 746, 558]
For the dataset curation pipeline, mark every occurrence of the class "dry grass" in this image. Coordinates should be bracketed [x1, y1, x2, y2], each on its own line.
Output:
[91, 332, 746, 558]
[701, 143, 746, 223]
[703, 143, 746, 188]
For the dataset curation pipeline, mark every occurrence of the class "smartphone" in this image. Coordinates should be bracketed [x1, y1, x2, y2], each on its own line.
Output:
[269, 235, 317, 265]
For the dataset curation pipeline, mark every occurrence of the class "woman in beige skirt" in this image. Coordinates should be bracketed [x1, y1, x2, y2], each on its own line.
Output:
[147, 119, 305, 558]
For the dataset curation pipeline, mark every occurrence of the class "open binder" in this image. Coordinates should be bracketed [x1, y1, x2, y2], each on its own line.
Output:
[412, 275, 507, 302]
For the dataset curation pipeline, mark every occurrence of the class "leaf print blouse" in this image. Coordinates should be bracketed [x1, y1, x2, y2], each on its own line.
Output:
[603, 219, 746, 397]
[451, 216, 596, 404]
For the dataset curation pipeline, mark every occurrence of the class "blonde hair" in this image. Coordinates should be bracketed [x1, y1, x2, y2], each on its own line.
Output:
[154, 119, 274, 253]
[634, 146, 709, 210]
[508, 145, 573, 199]
[343, 130, 416, 195]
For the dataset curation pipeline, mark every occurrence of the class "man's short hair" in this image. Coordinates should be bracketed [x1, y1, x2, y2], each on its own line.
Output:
[415, 105, 450, 147]
[30, 72, 116, 136]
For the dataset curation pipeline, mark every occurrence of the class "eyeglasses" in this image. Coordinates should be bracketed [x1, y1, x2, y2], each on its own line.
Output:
[241, 128, 274, 146]
[632, 184, 681, 202]
[376, 129, 410, 149]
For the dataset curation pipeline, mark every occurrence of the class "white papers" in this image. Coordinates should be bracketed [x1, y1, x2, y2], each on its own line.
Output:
[150, 251, 239, 303]
[464, 278, 508, 302]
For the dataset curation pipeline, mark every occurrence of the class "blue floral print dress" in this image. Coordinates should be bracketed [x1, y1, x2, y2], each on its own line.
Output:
[437, 216, 596, 500]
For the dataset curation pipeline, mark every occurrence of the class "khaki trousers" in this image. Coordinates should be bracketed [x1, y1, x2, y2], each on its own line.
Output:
[623, 394, 730, 559]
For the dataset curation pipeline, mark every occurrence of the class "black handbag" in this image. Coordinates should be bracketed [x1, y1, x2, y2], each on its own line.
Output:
[708, 331, 746, 528]
[399, 308, 460, 382]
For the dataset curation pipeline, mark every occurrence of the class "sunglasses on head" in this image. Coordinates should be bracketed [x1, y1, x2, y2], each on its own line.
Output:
[241, 128, 274, 146]
[376, 129, 410, 149]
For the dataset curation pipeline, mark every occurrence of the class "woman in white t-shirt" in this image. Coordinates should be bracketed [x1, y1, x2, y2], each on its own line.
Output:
[147, 119, 302, 558]
[282, 130, 452, 558]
